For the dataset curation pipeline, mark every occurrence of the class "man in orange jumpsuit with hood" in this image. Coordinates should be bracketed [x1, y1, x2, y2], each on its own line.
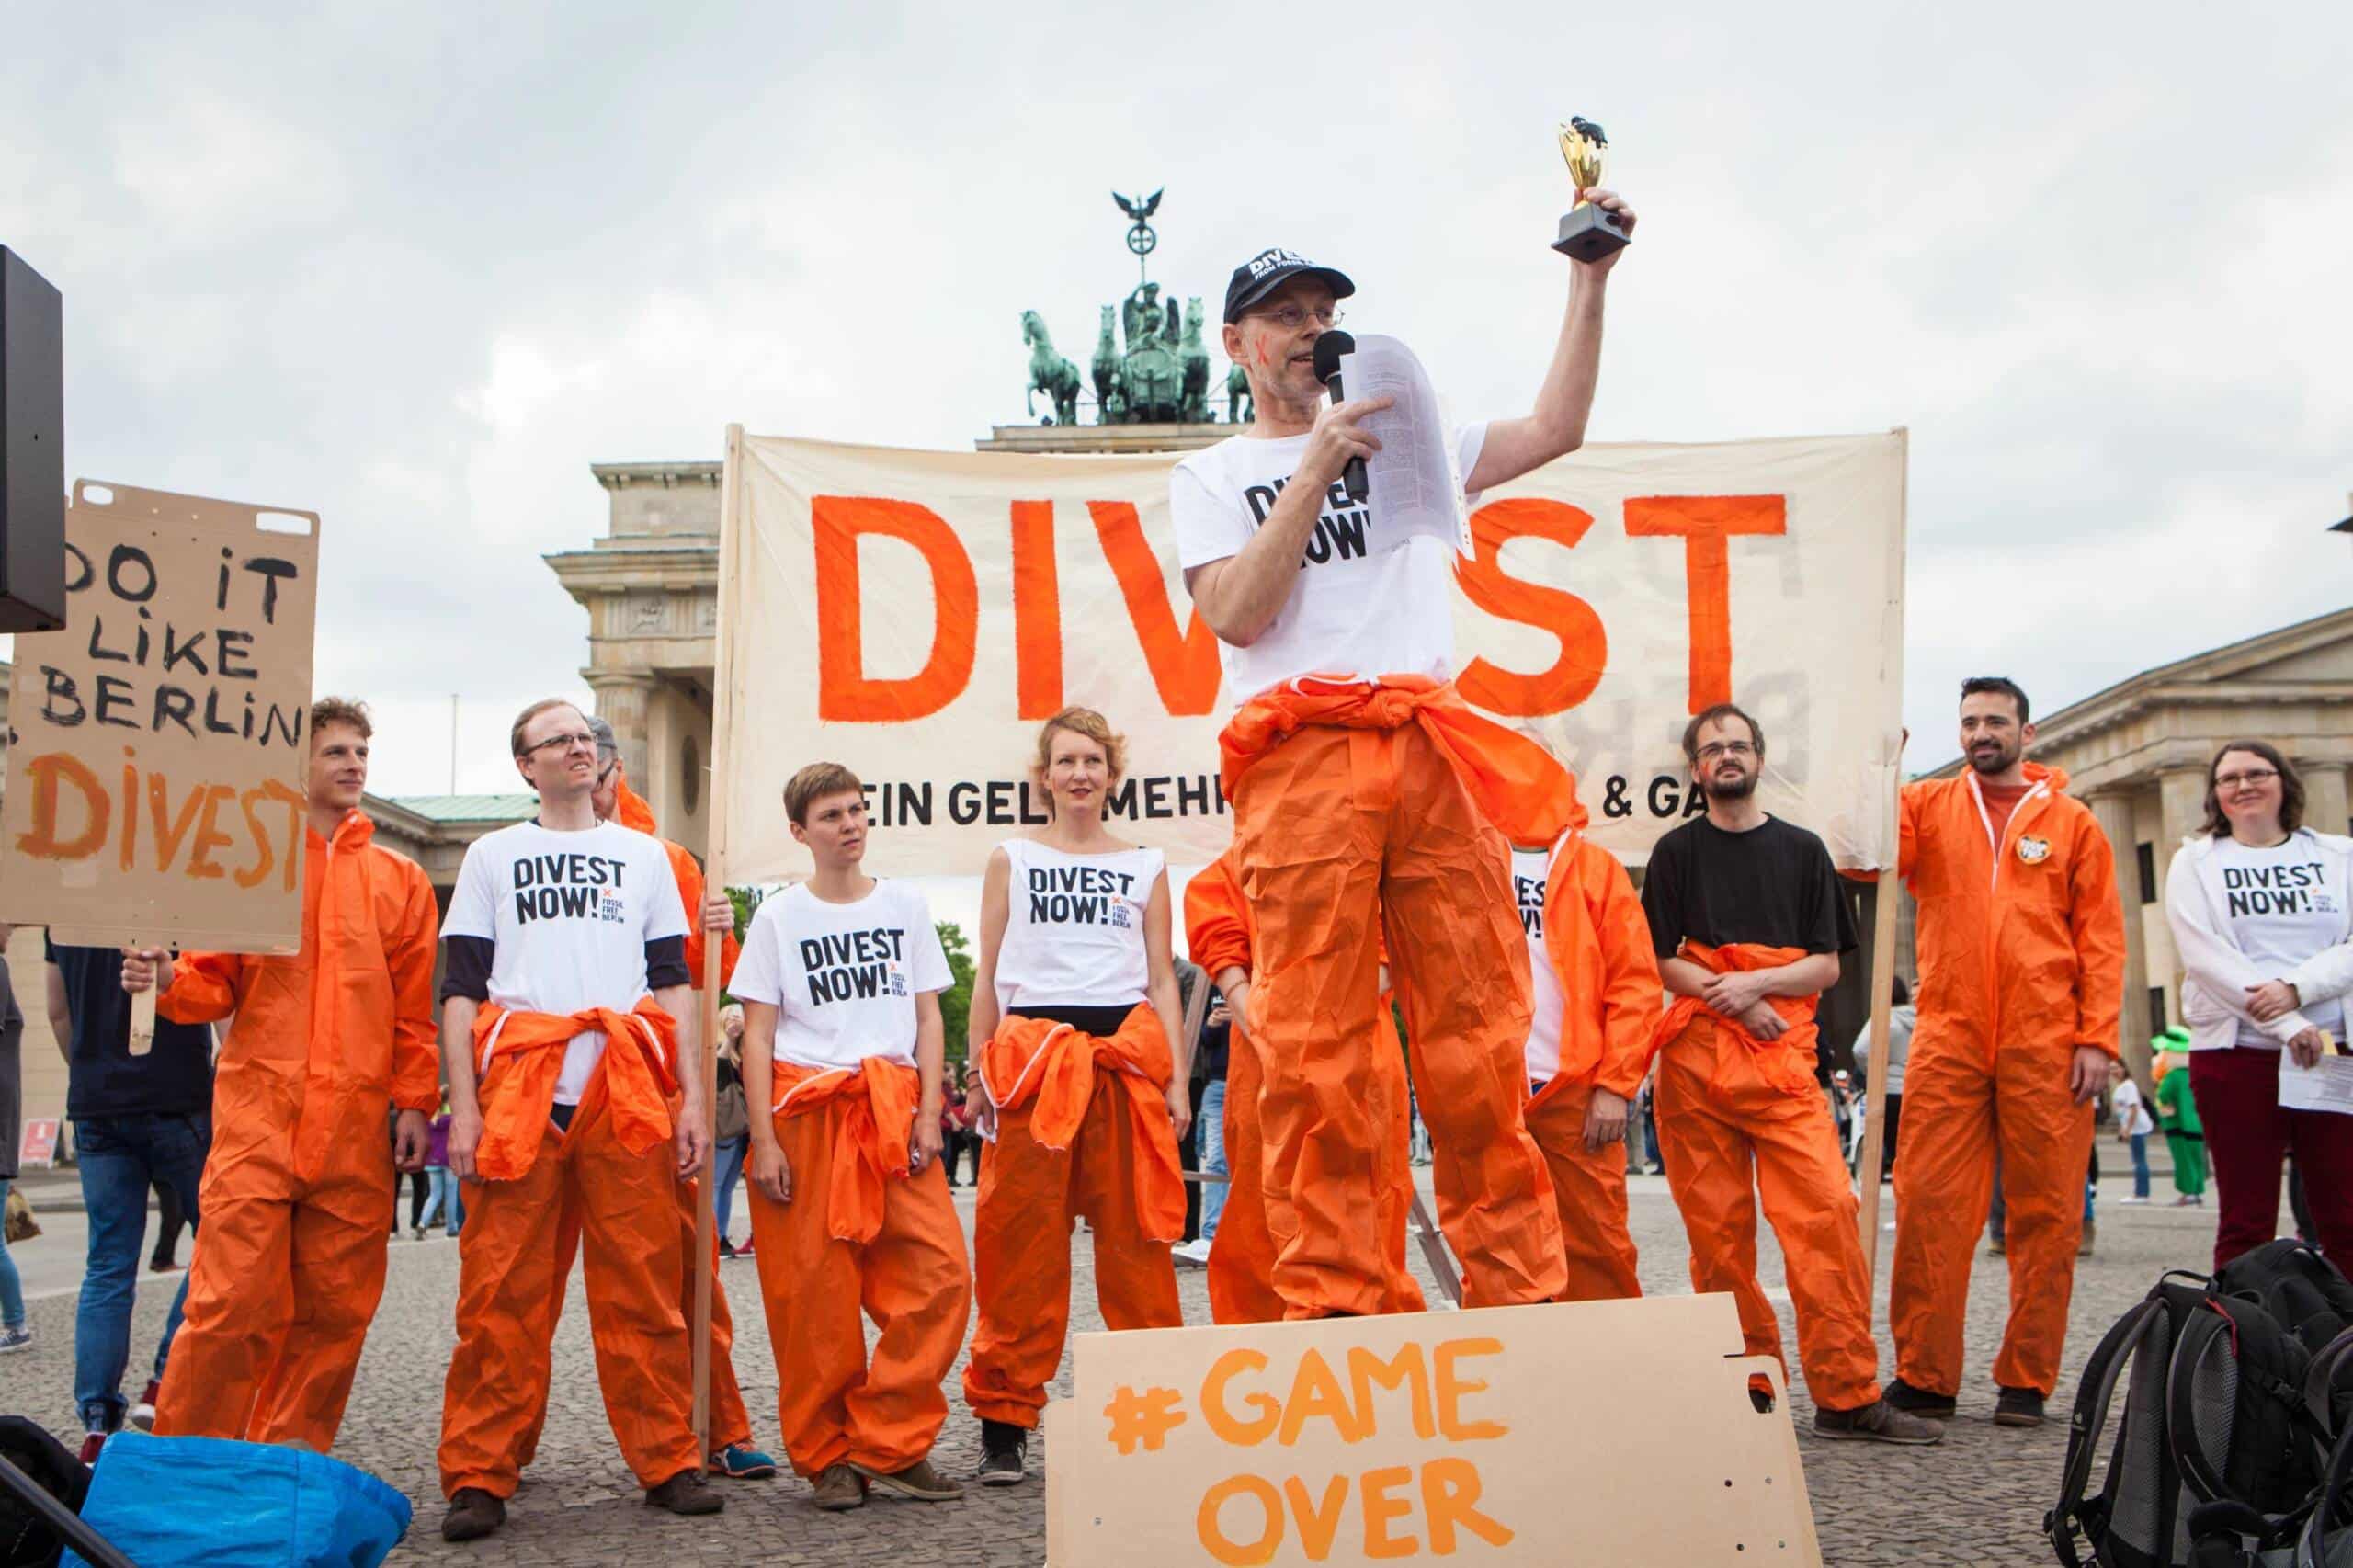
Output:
[1881, 677, 2125, 1429]
[122, 698, 438, 1453]
[1183, 849, 1424, 1322]
[1643, 704, 1938, 1445]
[1512, 780, 1662, 1301]
[1171, 205, 1635, 1317]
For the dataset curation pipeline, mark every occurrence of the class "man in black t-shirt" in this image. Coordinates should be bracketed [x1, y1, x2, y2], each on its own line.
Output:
[44, 938, 212, 1460]
[1642, 705, 1938, 1447]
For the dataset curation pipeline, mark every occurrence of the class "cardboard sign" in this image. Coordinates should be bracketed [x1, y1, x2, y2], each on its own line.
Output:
[18, 1118, 60, 1169]
[1045, 1294, 1821, 1566]
[0, 482, 318, 952]
[714, 431, 1904, 882]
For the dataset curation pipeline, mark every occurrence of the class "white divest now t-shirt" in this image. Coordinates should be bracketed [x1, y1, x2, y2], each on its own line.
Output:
[444, 819, 689, 1106]
[2212, 835, 2347, 1047]
[1168, 424, 1487, 710]
[994, 838, 1163, 1014]
[729, 881, 952, 1073]
[1512, 846, 1568, 1083]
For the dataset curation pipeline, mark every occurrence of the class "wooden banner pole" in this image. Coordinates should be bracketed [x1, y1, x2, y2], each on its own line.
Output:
[1855, 867, 1898, 1286]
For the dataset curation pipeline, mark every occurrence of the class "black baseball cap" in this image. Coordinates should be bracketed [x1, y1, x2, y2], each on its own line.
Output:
[1222, 248, 1356, 324]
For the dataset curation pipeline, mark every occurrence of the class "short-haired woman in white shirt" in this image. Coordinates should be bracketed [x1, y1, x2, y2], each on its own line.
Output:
[960, 708, 1191, 1486]
[2164, 740, 2353, 1273]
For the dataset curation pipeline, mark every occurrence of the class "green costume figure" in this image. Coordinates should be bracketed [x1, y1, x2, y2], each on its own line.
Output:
[2154, 1027, 2207, 1205]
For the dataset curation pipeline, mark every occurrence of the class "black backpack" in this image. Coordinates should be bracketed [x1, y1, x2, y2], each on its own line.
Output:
[2051, 1259, 2336, 1567]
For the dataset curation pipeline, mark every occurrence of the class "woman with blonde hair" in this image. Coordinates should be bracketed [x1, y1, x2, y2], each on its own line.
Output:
[961, 707, 1189, 1485]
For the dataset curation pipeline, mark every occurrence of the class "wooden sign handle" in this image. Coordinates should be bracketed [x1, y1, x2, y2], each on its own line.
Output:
[128, 973, 157, 1058]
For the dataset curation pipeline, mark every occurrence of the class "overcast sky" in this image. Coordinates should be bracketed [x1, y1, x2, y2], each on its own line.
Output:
[6, 1, 2348, 812]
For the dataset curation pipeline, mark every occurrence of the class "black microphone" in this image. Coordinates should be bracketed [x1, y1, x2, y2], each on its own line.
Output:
[1311, 330, 1368, 505]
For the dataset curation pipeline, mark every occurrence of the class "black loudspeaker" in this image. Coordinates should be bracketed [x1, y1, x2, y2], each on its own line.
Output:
[0, 245, 64, 632]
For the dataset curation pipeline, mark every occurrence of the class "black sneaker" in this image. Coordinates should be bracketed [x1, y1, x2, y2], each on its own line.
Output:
[644, 1469, 725, 1515]
[1883, 1378, 1957, 1419]
[1995, 1385, 2046, 1427]
[1813, 1399, 1945, 1445]
[441, 1487, 506, 1541]
[977, 1418, 1028, 1485]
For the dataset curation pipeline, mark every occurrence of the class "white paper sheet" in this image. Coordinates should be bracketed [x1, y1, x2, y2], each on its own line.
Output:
[1338, 334, 1474, 558]
[2279, 1047, 2353, 1114]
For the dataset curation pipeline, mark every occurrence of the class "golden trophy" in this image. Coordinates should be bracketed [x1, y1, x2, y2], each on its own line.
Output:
[1552, 116, 1631, 262]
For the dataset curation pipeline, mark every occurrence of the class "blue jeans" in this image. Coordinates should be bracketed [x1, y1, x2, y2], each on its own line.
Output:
[0, 1178, 24, 1330]
[713, 1136, 748, 1244]
[418, 1166, 465, 1234]
[1197, 1080, 1229, 1244]
[74, 1113, 208, 1432]
[2129, 1132, 2151, 1199]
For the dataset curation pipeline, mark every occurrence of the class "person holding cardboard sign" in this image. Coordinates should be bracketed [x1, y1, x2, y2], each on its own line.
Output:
[433, 699, 722, 1541]
[120, 698, 438, 1455]
[1172, 222, 1635, 1318]
[1183, 848, 1425, 1324]
[1513, 778, 1663, 1302]
[1643, 704, 1941, 1446]
[730, 761, 972, 1512]
[962, 707, 1190, 1485]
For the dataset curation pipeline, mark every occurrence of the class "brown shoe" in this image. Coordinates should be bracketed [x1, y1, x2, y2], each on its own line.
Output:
[643, 1469, 724, 1516]
[812, 1462, 867, 1511]
[852, 1455, 964, 1502]
[1813, 1398, 1945, 1445]
[441, 1487, 507, 1541]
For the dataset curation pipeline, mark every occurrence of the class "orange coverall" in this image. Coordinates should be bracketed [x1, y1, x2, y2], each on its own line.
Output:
[1184, 851, 1425, 1324]
[1522, 822, 1664, 1303]
[438, 1000, 702, 1499]
[1884, 766, 2125, 1399]
[150, 811, 438, 1452]
[1222, 675, 1572, 1316]
[1653, 942, 1882, 1413]
[749, 1061, 971, 1477]
[963, 1007, 1184, 1428]
[517, 783, 750, 1467]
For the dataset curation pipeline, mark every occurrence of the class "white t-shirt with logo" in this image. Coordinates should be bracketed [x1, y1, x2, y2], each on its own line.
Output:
[2213, 835, 2347, 1047]
[994, 838, 1164, 1013]
[729, 881, 953, 1074]
[1511, 846, 1568, 1083]
[444, 820, 689, 1105]
[1168, 424, 1487, 710]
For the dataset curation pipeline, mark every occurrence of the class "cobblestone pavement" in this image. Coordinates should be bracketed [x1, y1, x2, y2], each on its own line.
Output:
[4, 1170, 2219, 1564]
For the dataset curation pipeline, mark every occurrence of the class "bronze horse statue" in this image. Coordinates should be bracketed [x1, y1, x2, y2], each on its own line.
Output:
[1092, 305, 1124, 422]
[1021, 310, 1081, 426]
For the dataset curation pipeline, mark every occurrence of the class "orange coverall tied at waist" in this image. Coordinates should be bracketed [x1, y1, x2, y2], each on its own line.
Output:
[1881, 767, 2121, 1399]
[438, 1001, 703, 1500]
[751, 1060, 971, 1478]
[151, 811, 439, 1453]
[1184, 852, 1423, 1324]
[1651, 942, 1881, 1414]
[1520, 826, 1664, 1304]
[963, 1006, 1184, 1429]
[1222, 674, 1569, 1317]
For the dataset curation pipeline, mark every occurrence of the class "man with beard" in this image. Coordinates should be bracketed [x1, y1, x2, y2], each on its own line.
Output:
[1880, 677, 2122, 1429]
[1643, 704, 1939, 1445]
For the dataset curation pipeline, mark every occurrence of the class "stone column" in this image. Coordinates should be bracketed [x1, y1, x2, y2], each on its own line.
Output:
[586, 672, 656, 796]
[2301, 760, 2351, 839]
[2089, 789, 2152, 1086]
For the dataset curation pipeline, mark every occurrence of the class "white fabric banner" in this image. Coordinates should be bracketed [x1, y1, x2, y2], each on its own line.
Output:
[712, 428, 1905, 883]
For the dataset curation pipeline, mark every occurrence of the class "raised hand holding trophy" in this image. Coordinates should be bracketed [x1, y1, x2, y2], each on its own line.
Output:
[1552, 116, 1632, 262]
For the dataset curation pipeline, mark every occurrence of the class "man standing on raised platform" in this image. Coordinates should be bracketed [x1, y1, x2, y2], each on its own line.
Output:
[1170, 202, 1632, 1318]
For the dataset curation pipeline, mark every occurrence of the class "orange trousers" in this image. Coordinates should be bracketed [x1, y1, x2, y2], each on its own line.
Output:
[747, 1108, 971, 1476]
[1654, 1012, 1880, 1412]
[1209, 1017, 1426, 1324]
[437, 1084, 700, 1498]
[152, 1131, 392, 1451]
[1523, 1078, 1642, 1303]
[1891, 1038, 2095, 1398]
[1232, 721, 1565, 1315]
[514, 1176, 752, 1468]
[963, 1083, 1183, 1428]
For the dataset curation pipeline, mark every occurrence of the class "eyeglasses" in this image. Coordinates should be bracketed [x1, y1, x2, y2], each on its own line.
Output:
[1696, 742, 1756, 763]
[2216, 768, 2280, 790]
[1246, 303, 1344, 331]
[519, 730, 597, 759]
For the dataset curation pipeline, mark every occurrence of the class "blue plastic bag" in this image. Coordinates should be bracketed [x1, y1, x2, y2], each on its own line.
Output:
[63, 1434, 411, 1568]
